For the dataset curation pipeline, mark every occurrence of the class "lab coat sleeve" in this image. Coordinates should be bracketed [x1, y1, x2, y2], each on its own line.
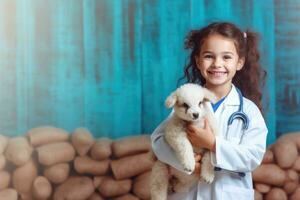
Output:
[151, 113, 192, 174]
[211, 103, 268, 172]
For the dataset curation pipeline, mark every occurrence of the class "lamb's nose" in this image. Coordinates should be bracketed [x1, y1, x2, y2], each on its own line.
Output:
[193, 113, 199, 119]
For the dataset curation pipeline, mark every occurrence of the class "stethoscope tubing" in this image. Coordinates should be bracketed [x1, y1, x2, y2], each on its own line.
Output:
[214, 88, 249, 178]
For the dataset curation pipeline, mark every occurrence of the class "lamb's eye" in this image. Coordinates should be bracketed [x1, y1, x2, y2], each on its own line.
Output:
[182, 103, 189, 109]
[199, 101, 203, 106]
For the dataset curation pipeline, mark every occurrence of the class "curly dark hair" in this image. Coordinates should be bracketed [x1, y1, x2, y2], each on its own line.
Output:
[179, 22, 267, 112]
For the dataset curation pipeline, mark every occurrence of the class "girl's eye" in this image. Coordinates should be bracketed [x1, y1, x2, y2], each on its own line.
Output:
[223, 55, 232, 60]
[182, 103, 189, 109]
[204, 54, 213, 59]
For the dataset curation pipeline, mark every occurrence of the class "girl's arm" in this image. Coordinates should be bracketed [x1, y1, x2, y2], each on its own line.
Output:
[151, 112, 193, 174]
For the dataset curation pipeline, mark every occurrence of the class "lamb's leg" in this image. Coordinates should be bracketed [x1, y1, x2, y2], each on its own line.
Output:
[165, 132, 195, 173]
[172, 170, 197, 193]
[150, 161, 169, 200]
[200, 152, 215, 183]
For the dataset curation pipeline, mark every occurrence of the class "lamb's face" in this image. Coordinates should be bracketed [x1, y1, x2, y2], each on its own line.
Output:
[165, 84, 216, 122]
[173, 90, 207, 122]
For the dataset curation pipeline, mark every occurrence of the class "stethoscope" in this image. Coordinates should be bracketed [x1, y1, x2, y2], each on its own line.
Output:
[227, 88, 249, 130]
[214, 87, 249, 178]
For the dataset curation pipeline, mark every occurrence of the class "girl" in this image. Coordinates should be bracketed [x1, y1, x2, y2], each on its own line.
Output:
[151, 22, 268, 200]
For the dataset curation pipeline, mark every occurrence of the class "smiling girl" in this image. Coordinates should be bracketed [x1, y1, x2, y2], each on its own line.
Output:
[151, 22, 268, 200]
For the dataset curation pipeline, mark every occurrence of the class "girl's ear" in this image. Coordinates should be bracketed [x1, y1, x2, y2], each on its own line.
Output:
[165, 92, 177, 108]
[195, 55, 200, 67]
[203, 88, 217, 104]
[237, 57, 245, 71]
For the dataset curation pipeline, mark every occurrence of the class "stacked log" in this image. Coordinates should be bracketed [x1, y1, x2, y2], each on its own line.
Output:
[253, 132, 300, 200]
[0, 126, 153, 200]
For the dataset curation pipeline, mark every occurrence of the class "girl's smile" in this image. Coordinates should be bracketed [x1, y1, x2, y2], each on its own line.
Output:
[207, 70, 227, 77]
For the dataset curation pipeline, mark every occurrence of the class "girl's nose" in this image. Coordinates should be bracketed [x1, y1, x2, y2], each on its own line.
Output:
[213, 57, 223, 67]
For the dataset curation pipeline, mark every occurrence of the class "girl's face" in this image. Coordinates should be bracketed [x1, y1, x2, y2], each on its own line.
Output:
[195, 34, 244, 89]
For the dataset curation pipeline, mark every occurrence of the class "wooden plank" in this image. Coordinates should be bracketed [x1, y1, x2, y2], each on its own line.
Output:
[27, 0, 84, 133]
[15, 0, 35, 135]
[83, 0, 142, 138]
[0, 0, 18, 136]
[275, 0, 300, 136]
[141, 0, 191, 133]
[202, 0, 234, 23]
[250, 0, 276, 144]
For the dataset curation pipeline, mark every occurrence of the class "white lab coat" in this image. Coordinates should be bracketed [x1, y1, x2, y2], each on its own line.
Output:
[151, 84, 268, 200]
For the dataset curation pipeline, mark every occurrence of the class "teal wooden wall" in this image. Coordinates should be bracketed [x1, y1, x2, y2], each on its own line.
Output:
[275, 0, 300, 137]
[0, 0, 298, 144]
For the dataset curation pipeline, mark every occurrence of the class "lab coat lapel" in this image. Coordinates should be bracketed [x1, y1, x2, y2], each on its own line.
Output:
[223, 85, 240, 106]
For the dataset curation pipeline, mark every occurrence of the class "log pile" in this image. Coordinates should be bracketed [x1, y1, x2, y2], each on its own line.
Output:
[1, 126, 300, 200]
[253, 132, 300, 200]
[0, 126, 153, 200]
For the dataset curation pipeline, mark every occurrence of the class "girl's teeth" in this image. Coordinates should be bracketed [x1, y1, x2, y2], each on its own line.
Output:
[210, 71, 225, 75]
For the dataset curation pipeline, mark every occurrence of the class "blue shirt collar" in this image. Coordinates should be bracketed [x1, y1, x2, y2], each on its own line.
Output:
[211, 96, 226, 112]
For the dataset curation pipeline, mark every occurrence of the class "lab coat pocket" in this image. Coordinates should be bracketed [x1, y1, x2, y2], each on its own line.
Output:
[222, 185, 254, 200]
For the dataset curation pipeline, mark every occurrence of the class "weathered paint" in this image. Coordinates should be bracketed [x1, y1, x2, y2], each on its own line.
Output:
[275, 0, 300, 137]
[0, 1, 18, 134]
[0, 0, 297, 144]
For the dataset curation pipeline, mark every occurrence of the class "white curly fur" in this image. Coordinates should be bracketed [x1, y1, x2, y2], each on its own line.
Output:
[150, 83, 219, 200]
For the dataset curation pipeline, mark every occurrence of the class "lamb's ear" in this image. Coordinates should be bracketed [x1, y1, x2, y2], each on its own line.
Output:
[165, 92, 177, 108]
[203, 88, 217, 104]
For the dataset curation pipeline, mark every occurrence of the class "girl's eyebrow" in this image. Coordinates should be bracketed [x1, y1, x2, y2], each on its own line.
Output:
[202, 51, 212, 54]
[202, 51, 234, 55]
[222, 51, 234, 55]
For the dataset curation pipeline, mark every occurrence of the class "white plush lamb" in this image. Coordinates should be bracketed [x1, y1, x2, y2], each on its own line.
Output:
[150, 83, 218, 200]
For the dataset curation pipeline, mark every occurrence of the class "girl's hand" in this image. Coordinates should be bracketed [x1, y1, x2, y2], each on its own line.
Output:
[186, 118, 216, 152]
[193, 153, 202, 175]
